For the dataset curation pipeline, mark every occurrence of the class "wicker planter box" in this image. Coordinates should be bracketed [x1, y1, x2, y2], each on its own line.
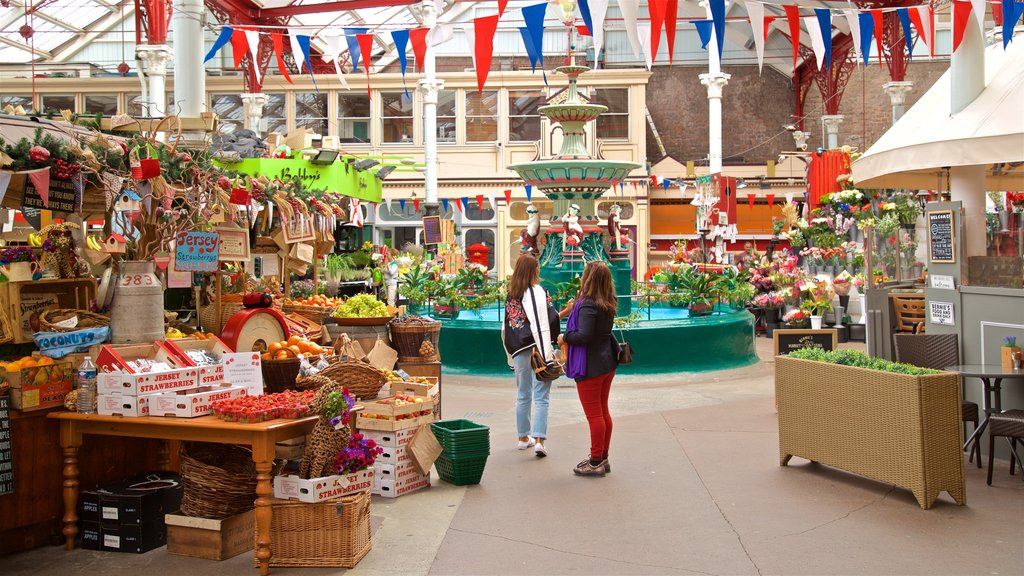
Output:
[775, 356, 965, 509]
[258, 491, 372, 568]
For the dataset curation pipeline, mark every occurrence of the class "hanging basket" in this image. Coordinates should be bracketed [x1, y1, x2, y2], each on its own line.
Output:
[179, 441, 257, 519]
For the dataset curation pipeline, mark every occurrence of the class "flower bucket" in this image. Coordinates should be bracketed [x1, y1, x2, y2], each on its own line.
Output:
[1, 260, 39, 282]
[810, 315, 823, 330]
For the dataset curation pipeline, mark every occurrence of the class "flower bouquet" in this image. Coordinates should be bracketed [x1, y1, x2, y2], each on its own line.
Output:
[833, 271, 854, 310]
[324, 387, 357, 430]
[799, 277, 835, 329]
[333, 432, 384, 475]
[782, 309, 810, 329]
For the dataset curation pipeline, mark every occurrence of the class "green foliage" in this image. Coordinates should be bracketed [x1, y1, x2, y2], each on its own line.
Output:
[325, 253, 355, 278]
[0, 127, 75, 171]
[399, 263, 432, 305]
[675, 266, 726, 307]
[349, 249, 372, 269]
[553, 274, 581, 305]
[787, 348, 941, 376]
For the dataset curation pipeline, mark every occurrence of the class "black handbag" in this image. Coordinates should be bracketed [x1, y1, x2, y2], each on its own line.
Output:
[616, 330, 634, 365]
[527, 289, 564, 381]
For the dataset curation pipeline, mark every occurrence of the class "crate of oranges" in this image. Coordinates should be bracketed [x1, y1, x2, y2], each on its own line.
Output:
[0, 355, 75, 411]
[260, 336, 332, 394]
[282, 296, 344, 325]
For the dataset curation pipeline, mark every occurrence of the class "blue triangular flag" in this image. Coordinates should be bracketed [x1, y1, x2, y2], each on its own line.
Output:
[345, 28, 368, 72]
[525, 184, 533, 202]
[392, 29, 411, 97]
[710, 0, 726, 62]
[578, 0, 594, 36]
[693, 20, 714, 50]
[296, 35, 318, 92]
[662, 178, 671, 190]
[896, 8, 913, 60]
[442, 198, 449, 212]
[519, 27, 541, 72]
[815, 8, 832, 70]
[522, 3, 547, 72]
[1003, 1, 1024, 48]
[461, 197, 469, 210]
[619, 182, 625, 193]
[399, 199, 406, 210]
[858, 12, 874, 66]
[205, 27, 233, 63]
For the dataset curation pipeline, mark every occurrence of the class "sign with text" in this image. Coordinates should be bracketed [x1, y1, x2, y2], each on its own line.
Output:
[23, 173, 79, 214]
[174, 232, 220, 272]
[773, 329, 838, 356]
[216, 226, 250, 261]
[928, 210, 956, 263]
[929, 301, 955, 326]
[422, 216, 442, 245]
[930, 274, 955, 290]
[223, 352, 264, 396]
[0, 396, 11, 496]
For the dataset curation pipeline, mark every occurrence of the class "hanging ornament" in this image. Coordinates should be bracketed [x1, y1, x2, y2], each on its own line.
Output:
[117, 62, 130, 75]
[19, 24, 33, 39]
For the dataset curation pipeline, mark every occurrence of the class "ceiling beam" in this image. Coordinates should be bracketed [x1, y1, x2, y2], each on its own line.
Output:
[50, 3, 135, 63]
[0, 34, 53, 58]
[9, 0, 86, 33]
[260, 0, 415, 19]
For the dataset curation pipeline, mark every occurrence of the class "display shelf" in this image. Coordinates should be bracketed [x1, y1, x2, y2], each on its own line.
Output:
[0, 278, 97, 344]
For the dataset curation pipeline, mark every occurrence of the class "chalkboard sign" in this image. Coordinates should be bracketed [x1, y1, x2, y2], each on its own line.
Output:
[0, 396, 12, 496]
[774, 329, 838, 356]
[928, 210, 956, 263]
[23, 173, 80, 214]
[422, 216, 442, 245]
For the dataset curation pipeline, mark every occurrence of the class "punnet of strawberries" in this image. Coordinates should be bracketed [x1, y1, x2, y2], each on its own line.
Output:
[211, 389, 317, 423]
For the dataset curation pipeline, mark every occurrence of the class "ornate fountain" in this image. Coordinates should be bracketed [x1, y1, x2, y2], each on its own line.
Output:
[509, 50, 640, 312]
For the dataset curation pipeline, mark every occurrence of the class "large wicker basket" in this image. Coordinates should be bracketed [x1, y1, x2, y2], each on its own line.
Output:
[258, 491, 371, 568]
[261, 348, 301, 394]
[199, 301, 245, 334]
[282, 304, 336, 325]
[38, 309, 110, 332]
[315, 360, 387, 400]
[179, 442, 257, 519]
[389, 317, 441, 360]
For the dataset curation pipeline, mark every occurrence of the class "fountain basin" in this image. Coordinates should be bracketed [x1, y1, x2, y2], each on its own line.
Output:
[538, 103, 607, 124]
[509, 159, 639, 199]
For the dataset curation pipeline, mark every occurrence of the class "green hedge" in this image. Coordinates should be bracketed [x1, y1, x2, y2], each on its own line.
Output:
[787, 348, 941, 376]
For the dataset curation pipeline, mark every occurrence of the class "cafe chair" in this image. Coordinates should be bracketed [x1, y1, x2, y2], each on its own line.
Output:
[893, 333, 981, 467]
[986, 410, 1024, 485]
[893, 296, 926, 334]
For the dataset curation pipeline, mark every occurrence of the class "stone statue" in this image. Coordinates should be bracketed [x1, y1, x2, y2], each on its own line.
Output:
[516, 203, 541, 255]
[563, 203, 583, 249]
[607, 203, 624, 251]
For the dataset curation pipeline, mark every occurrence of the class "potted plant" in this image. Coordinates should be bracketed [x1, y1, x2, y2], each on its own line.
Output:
[1002, 336, 1022, 371]
[0, 246, 39, 282]
[799, 277, 834, 329]
[676, 266, 723, 317]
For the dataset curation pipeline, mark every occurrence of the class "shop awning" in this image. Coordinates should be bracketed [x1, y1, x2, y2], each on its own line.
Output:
[852, 40, 1024, 191]
[219, 156, 383, 203]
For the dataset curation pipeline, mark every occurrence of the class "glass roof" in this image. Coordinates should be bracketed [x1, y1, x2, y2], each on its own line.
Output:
[0, 0, 117, 63]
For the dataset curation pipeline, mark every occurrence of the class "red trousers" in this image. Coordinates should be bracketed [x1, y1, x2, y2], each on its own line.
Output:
[575, 370, 615, 460]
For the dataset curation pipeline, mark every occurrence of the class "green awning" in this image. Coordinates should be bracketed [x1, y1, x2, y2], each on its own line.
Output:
[216, 155, 383, 203]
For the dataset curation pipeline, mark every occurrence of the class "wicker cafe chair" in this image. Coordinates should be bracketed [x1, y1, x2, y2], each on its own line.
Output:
[986, 410, 1024, 485]
[893, 296, 927, 334]
[893, 333, 981, 467]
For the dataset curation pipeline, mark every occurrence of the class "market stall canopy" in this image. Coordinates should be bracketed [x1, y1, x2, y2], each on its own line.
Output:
[216, 156, 382, 204]
[852, 40, 1024, 191]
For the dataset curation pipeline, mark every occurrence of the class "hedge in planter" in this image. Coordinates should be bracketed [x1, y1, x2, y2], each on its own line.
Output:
[776, 349, 965, 509]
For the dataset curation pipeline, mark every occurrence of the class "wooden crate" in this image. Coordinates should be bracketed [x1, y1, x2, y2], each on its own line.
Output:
[397, 360, 442, 419]
[0, 278, 96, 344]
[166, 510, 254, 561]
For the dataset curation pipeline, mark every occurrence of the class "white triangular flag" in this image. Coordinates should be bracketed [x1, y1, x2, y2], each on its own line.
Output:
[244, 29, 262, 85]
[971, 0, 986, 35]
[288, 29, 306, 74]
[844, 10, 862, 66]
[914, 6, 933, 56]
[679, 183, 689, 198]
[488, 193, 497, 211]
[590, 0, 610, 68]
[803, 16, 826, 71]
[428, 23, 454, 47]
[620, 0, 641, 58]
[464, 27, 476, 70]
[638, 23, 653, 71]
[322, 34, 351, 89]
[748, 1, 766, 73]
[384, 197, 393, 215]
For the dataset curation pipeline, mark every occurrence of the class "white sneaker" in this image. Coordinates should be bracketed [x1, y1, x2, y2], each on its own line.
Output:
[517, 437, 536, 450]
[534, 442, 547, 457]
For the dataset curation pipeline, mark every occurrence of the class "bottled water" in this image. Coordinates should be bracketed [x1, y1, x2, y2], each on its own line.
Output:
[77, 356, 98, 414]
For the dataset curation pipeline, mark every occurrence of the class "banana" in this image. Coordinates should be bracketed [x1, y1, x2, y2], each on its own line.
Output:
[28, 233, 41, 247]
[87, 235, 102, 251]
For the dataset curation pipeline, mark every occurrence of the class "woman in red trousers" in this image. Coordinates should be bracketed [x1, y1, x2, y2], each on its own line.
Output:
[558, 261, 620, 477]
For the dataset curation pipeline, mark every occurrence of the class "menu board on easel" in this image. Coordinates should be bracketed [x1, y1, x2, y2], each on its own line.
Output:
[928, 210, 956, 263]
[0, 396, 12, 496]
[422, 216, 442, 245]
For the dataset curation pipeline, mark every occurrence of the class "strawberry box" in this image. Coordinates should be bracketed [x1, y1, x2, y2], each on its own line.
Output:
[95, 343, 186, 374]
[97, 368, 199, 397]
[361, 428, 417, 448]
[355, 393, 435, 432]
[372, 470, 430, 498]
[272, 469, 374, 503]
[375, 443, 413, 467]
[98, 393, 154, 417]
[150, 385, 247, 418]
[162, 337, 233, 386]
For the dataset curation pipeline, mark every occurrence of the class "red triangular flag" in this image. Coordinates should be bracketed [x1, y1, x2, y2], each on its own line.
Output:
[763, 16, 776, 40]
[230, 29, 248, 68]
[953, 1, 972, 52]
[498, 0, 509, 17]
[747, 193, 756, 208]
[632, 182, 638, 192]
[356, 34, 374, 99]
[576, 25, 592, 37]
[665, 0, 678, 64]
[872, 10, 884, 69]
[503, 189, 512, 204]
[649, 0, 666, 65]
[784, 5, 801, 71]
[650, 175, 658, 187]
[270, 33, 293, 84]
[410, 27, 429, 72]
[476, 194, 484, 209]
[473, 15, 500, 92]
[456, 198, 464, 213]
[908, 7, 932, 56]
[766, 193, 775, 206]
[27, 168, 50, 208]
[412, 198, 420, 212]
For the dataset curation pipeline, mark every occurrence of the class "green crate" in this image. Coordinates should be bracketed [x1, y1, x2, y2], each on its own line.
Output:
[431, 420, 490, 442]
[435, 454, 488, 486]
[441, 446, 490, 458]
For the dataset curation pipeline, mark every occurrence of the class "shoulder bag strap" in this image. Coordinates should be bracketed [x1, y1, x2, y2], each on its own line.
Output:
[527, 288, 549, 362]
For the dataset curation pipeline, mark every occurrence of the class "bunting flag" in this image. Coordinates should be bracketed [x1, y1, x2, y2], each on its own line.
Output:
[427, 23, 454, 47]
[693, 20, 714, 50]
[322, 35, 350, 89]
[710, 0, 726, 62]
[205, 27, 233, 63]
[638, 23, 653, 70]
[488, 193, 497, 211]
[391, 29, 411, 97]
[784, 4, 801, 70]
[844, 11, 862, 65]
[288, 29, 306, 73]
[1003, 0, 1024, 48]
[619, 0, 641, 57]
[971, 0, 987, 35]
[814, 8, 832, 70]
[410, 27, 429, 72]
[349, 198, 363, 227]
[576, 25, 592, 37]
[578, 0, 595, 36]
[456, 197, 465, 213]
[503, 189, 512, 204]
[465, 25, 477, 70]
[230, 29, 248, 68]
[619, 182, 624, 194]
[953, 1, 973, 52]
[662, 178, 670, 190]
[858, 11, 875, 66]
[384, 197, 393, 214]
[748, 1, 766, 72]
[399, 198, 406, 211]
[27, 168, 49, 208]
[498, 0, 509, 17]
[413, 198, 420, 212]
[345, 28, 368, 72]
[766, 193, 775, 206]
[0, 172, 11, 204]
[632, 181, 638, 193]
[476, 194, 484, 209]
[648, 0, 665, 65]
[896, 8, 914, 60]
[270, 33, 293, 84]
[908, 6, 934, 56]
[522, 3, 547, 72]
[747, 193, 755, 208]
[525, 184, 532, 202]
[520, 27, 542, 72]
[664, 0, 678, 64]
[441, 198, 449, 212]
[356, 33, 374, 99]
[803, 16, 826, 71]
[871, 10, 884, 68]
[243, 29, 262, 85]
[590, 0, 610, 67]
[473, 15, 500, 92]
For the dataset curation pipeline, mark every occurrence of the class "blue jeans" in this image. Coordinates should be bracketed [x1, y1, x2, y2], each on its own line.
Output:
[513, 350, 551, 439]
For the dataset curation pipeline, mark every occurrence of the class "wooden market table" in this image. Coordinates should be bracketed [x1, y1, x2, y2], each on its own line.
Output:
[48, 412, 317, 575]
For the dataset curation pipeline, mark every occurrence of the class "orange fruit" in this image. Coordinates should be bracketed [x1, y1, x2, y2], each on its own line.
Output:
[309, 344, 324, 355]
[36, 357, 55, 366]
[268, 342, 283, 354]
[275, 350, 289, 360]
[287, 345, 301, 356]
[19, 358, 36, 369]
[287, 335, 302, 346]
[261, 353, 271, 361]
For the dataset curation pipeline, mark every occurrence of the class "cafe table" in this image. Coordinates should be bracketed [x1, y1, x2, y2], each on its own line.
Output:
[944, 364, 1024, 452]
[48, 411, 317, 575]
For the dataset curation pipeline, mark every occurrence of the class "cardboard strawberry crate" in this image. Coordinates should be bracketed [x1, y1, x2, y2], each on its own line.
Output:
[376, 443, 414, 467]
[98, 393, 154, 417]
[389, 380, 440, 420]
[372, 470, 430, 498]
[149, 385, 247, 418]
[97, 368, 200, 397]
[373, 461, 424, 482]
[361, 428, 417, 448]
[162, 337, 234, 385]
[95, 343, 187, 374]
[272, 469, 374, 503]
[356, 394, 435, 432]
[0, 360, 75, 411]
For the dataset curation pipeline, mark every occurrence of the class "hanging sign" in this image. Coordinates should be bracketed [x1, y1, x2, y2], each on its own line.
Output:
[422, 216, 442, 245]
[23, 172, 77, 214]
[927, 210, 955, 263]
[0, 396, 11, 496]
[174, 232, 220, 272]
[216, 226, 251, 262]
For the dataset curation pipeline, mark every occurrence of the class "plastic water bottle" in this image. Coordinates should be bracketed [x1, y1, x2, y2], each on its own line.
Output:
[77, 356, 97, 414]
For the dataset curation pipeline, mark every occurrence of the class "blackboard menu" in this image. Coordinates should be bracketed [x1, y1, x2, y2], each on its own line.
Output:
[774, 329, 838, 356]
[422, 216, 442, 245]
[0, 396, 12, 496]
[23, 173, 79, 214]
[928, 210, 956, 263]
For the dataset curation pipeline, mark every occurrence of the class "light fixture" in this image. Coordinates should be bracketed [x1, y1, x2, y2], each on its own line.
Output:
[309, 149, 339, 165]
[354, 158, 380, 171]
[736, 178, 747, 189]
[374, 166, 397, 181]
[916, 189, 930, 212]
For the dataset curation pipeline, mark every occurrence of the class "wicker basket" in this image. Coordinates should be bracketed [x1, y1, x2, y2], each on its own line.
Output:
[38, 309, 110, 332]
[261, 348, 301, 394]
[199, 301, 245, 334]
[0, 305, 14, 345]
[315, 360, 387, 400]
[389, 317, 441, 360]
[282, 304, 336, 325]
[179, 442, 257, 519]
[258, 491, 371, 568]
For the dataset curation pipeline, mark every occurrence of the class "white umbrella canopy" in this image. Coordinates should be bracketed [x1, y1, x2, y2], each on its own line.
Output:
[852, 39, 1024, 191]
